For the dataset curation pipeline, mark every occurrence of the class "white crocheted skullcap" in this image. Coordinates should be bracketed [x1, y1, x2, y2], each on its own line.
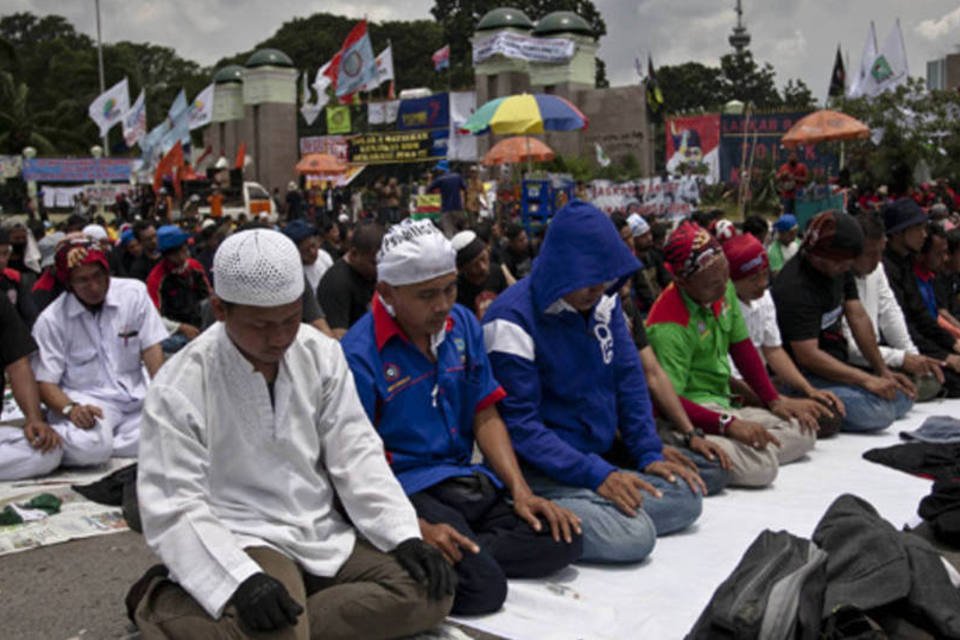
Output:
[626, 213, 650, 238]
[214, 229, 303, 306]
[377, 219, 456, 286]
[82, 224, 109, 242]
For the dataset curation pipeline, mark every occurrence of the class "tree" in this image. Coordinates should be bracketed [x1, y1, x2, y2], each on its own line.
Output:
[430, 0, 609, 89]
[656, 62, 725, 113]
[782, 78, 816, 110]
[719, 50, 782, 109]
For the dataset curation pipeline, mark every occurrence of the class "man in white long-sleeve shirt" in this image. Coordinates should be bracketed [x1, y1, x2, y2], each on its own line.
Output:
[842, 211, 945, 402]
[131, 229, 454, 639]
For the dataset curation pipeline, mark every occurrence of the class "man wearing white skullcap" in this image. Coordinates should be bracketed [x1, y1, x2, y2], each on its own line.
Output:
[133, 228, 453, 638]
[342, 219, 582, 616]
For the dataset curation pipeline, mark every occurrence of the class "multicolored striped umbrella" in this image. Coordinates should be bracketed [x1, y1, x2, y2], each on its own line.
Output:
[460, 93, 588, 135]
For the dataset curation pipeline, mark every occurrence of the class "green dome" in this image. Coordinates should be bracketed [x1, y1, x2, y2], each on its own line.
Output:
[533, 11, 593, 37]
[245, 48, 294, 69]
[213, 65, 244, 84]
[476, 8, 534, 32]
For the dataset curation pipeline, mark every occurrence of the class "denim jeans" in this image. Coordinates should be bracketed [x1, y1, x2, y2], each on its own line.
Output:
[806, 374, 913, 433]
[525, 469, 702, 564]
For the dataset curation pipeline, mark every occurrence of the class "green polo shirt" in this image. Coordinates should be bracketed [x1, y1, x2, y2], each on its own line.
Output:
[645, 281, 749, 409]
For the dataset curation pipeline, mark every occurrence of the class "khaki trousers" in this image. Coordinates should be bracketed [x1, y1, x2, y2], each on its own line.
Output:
[134, 540, 452, 640]
[701, 404, 816, 488]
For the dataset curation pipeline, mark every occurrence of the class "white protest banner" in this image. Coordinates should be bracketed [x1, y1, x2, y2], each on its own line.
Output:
[472, 31, 575, 65]
[587, 176, 700, 220]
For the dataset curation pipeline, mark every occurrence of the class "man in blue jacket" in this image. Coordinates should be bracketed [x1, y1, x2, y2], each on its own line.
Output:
[342, 219, 582, 615]
[483, 201, 703, 564]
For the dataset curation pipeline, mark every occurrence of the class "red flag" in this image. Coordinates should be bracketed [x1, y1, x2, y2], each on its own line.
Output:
[387, 80, 396, 100]
[324, 20, 372, 106]
[234, 142, 246, 169]
[153, 141, 184, 195]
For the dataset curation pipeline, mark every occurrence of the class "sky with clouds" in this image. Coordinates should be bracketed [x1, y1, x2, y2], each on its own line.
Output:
[8, 0, 960, 102]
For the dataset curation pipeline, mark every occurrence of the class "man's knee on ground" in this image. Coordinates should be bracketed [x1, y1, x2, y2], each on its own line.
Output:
[842, 397, 896, 433]
[450, 550, 507, 615]
[727, 447, 778, 488]
[647, 480, 703, 535]
[579, 506, 656, 564]
[0, 446, 63, 481]
[61, 429, 113, 466]
[698, 464, 730, 496]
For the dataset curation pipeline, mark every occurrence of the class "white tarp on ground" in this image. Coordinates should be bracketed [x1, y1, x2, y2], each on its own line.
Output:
[455, 399, 940, 639]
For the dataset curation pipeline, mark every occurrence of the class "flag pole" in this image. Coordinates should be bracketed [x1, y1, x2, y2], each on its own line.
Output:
[95, 0, 109, 156]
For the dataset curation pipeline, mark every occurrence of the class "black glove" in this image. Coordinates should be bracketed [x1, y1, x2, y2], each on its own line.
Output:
[230, 572, 304, 632]
[392, 537, 457, 601]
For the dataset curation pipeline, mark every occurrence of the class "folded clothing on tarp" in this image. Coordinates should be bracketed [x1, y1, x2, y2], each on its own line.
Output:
[862, 442, 960, 480]
[901, 416, 960, 444]
[919, 479, 960, 549]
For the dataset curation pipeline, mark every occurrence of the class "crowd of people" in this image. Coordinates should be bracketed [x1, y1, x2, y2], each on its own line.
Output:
[1, 165, 959, 637]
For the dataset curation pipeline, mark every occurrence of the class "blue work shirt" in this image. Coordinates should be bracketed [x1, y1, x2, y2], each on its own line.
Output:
[342, 295, 506, 496]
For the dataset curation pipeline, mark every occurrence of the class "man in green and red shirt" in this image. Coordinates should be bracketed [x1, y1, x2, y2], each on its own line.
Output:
[646, 222, 818, 488]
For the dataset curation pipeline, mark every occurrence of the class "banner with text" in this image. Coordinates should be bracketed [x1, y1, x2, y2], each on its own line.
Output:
[719, 112, 838, 183]
[349, 130, 447, 164]
[396, 93, 449, 131]
[23, 158, 133, 183]
[587, 176, 700, 219]
[665, 114, 720, 184]
[472, 31, 575, 65]
[299, 135, 350, 161]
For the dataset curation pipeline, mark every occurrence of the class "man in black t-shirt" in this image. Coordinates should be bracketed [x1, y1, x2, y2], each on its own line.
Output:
[0, 295, 62, 479]
[451, 230, 507, 320]
[317, 222, 384, 338]
[772, 210, 914, 433]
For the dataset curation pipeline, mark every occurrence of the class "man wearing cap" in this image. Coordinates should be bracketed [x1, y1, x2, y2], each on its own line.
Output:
[0, 295, 62, 480]
[146, 225, 210, 354]
[451, 229, 508, 320]
[279, 219, 334, 336]
[840, 211, 945, 401]
[627, 213, 672, 315]
[767, 213, 799, 274]
[722, 233, 845, 436]
[317, 222, 385, 339]
[772, 210, 915, 432]
[342, 219, 582, 615]
[0, 227, 38, 327]
[646, 221, 817, 487]
[133, 229, 453, 638]
[32, 237, 167, 466]
[484, 203, 703, 565]
[882, 198, 960, 389]
[31, 231, 67, 312]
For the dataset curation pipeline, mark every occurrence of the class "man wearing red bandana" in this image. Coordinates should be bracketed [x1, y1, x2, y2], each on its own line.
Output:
[646, 222, 817, 487]
[28, 238, 168, 470]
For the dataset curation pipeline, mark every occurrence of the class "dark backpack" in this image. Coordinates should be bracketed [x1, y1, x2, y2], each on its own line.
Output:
[686, 529, 827, 640]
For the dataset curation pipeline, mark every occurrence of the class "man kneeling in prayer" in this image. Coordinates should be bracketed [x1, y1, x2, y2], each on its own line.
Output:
[32, 237, 166, 467]
[645, 222, 818, 488]
[483, 202, 704, 565]
[342, 219, 582, 616]
[131, 229, 454, 639]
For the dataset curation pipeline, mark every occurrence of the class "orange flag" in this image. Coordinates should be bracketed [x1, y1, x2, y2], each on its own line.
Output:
[234, 142, 246, 169]
[153, 140, 184, 195]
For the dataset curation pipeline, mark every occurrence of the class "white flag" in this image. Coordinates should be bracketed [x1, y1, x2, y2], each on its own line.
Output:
[312, 60, 333, 110]
[188, 83, 215, 130]
[860, 20, 909, 97]
[596, 143, 611, 168]
[300, 71, 322, 126]
[847, 22, 877, 98]
[122, 89, 147, 147]
[88, 77, 130, 137]
[362, 46, 395, 92]
[448, 91, 478, 161]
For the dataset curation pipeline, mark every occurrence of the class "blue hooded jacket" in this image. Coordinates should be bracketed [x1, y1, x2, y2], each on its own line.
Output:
[482, 201, 664, 490]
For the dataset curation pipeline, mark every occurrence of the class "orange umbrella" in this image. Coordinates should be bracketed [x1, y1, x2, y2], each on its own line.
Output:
[482, 136, 555, 166]
[295, 153, 348, 174]
[781, 110, 869, 148]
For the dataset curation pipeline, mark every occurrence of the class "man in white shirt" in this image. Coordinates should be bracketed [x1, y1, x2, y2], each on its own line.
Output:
[32, 238, 166, 467]
[842, 211, 944, 401]
[131, 229, 453, 639]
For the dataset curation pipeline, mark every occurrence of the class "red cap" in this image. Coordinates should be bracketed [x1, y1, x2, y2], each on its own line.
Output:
[722, 233, 768, 280]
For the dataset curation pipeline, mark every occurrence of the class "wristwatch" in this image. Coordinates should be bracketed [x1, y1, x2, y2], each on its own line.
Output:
[682, 427, 705, 448]
[718, 413, 735, 435]
[62, 402, 76, 417]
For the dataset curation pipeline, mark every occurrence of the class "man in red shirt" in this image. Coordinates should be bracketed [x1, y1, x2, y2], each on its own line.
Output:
[777, 152, 809, 215]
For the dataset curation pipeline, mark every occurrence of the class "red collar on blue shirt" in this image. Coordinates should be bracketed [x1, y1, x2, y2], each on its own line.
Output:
[372, 294, 455, 352]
